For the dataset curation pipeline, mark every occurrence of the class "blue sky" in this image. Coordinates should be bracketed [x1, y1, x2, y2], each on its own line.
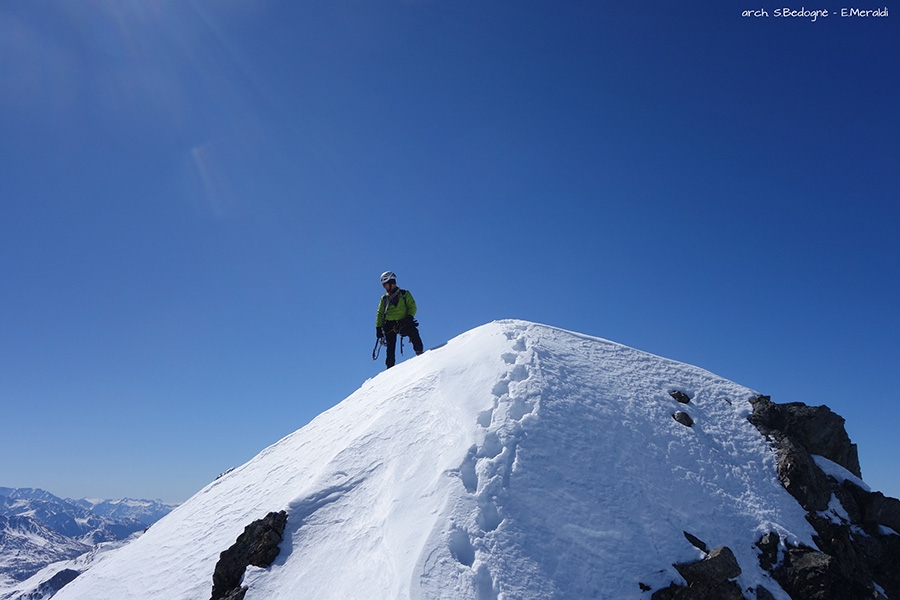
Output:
[1, 0, 897, 503]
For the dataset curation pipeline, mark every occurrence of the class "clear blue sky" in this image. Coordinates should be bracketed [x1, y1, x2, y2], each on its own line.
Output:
[1, 0, 897, 503]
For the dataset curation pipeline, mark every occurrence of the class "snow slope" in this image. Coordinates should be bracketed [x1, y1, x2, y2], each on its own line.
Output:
[52, 320, 816, 600]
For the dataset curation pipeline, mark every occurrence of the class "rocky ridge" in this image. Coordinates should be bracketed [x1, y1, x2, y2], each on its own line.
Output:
[651, 394, 900, 600]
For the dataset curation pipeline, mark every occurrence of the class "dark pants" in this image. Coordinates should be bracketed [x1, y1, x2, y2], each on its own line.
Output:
[383, 319, 423, 368]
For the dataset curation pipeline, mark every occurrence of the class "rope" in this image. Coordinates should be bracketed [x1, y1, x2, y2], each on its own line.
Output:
[372, 337, 386, 360]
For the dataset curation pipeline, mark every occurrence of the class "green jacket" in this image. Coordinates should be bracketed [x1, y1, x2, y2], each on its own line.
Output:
[376, 289, 417, 328]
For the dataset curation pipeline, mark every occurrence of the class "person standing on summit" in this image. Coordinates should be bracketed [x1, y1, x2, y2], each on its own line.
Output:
[375, 271, 424, 369]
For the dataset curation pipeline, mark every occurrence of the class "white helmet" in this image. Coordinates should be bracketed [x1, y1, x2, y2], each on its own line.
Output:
[380, 271, 397, 285]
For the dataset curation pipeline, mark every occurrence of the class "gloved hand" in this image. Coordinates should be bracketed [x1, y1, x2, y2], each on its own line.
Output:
[376, 327, 384, 340]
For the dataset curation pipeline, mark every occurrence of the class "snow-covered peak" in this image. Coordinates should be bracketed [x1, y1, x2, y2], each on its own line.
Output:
[52, 320, 817, 599]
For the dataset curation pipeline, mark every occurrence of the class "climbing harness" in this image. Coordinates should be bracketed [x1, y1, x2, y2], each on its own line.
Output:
[373, 288, 418, 361]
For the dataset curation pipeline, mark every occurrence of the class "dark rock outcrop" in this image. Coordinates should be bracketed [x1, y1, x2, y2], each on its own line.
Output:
[651, 545, 744, 600]
[651, 580, 745, 600]
[772, 546, 875, 600]
[673, 411, 694, 427]
[748, 395, 859, 512]
[210, 511, 288, 600]
[683, 531, 708, 553]
[670, 390, 692, 404]
[748, 395, 860, 477]
[755, 531, 780, 572]
[843, 483, 900, 534]
[652, 394, 900, 600]
[675, 545, 741, 586]
[746, 395, 900, 599]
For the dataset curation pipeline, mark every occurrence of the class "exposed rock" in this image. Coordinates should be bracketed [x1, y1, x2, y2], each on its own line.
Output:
[651, 582, 681, 599]
[652, 394, 900, 600]
[748, 395, 860, 477]
[670, 390, 692, 404]
[673, 412, 693, 427]
[746, 395, 900, 599]
[807, 512, 874, 583]
[650, 580, 745, 600]
[842, 482, 900, 534]
[220, 589, 248, 600]
[851, 525, 900, 599]
[210, 511, 288, 600]
[773, 437, 833, 512]
[756, 510, 900, 600]
[755, 585, 777, 600]
[683, 531, 708, 553]
[675, 546, 741, 586]
[755, 531, 780, 572]
[748, 396, 854, 512]
[832, 483, 863, 523]
[648, 546, 748, 600]
[772, 546, 877, 600]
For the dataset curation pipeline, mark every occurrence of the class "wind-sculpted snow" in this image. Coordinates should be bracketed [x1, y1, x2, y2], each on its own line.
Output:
[53, 320, 817, 600]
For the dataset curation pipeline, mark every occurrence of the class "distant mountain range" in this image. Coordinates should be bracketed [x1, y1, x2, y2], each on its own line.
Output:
[0, 487, 177, 593]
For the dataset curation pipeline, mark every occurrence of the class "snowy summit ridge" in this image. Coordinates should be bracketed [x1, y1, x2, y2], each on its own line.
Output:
[54, 320, 820, 599]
